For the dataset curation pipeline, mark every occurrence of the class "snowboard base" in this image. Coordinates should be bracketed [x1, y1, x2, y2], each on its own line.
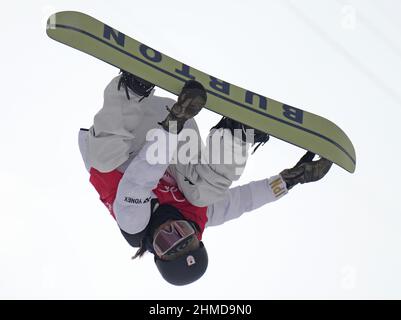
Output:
[46, 11, 356, 173]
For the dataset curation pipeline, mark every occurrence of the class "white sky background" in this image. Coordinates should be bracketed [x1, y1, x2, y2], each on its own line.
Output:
[0, 0, 400, 299]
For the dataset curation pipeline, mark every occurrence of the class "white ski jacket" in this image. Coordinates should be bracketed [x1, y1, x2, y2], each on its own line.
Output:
[79, 128, 288, 235]
[79, 77, 288, 235]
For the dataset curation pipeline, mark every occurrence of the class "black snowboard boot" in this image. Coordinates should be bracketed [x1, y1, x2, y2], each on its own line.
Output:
[211, 116, 270, 153]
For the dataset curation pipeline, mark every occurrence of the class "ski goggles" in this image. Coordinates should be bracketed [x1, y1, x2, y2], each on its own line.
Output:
[153, 220, 196, 257]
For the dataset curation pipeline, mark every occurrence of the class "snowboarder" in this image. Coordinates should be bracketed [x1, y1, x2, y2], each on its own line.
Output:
[78, 70, 333, 286]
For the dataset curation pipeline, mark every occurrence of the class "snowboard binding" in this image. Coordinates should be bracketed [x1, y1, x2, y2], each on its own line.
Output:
[118, 69, 155, 101]
[211, 116, 270, 153]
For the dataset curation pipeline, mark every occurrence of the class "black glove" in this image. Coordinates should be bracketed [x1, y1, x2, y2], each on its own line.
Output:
[159, 80, 207, 134]
[280, 151, 333, 190]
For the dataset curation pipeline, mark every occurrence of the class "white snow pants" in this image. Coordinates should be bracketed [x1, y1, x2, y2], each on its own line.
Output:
[86, 76, 250, 207]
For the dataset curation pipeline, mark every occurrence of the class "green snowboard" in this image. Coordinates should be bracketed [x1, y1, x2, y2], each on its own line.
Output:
[46, 11, 356, 173]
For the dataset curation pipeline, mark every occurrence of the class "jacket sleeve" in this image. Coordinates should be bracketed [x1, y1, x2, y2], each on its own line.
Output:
[113, 129, 177, 234]
[205, 175, 288, 227]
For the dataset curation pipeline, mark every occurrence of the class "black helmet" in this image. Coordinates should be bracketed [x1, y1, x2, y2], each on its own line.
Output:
[154, 241, 208, 286]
